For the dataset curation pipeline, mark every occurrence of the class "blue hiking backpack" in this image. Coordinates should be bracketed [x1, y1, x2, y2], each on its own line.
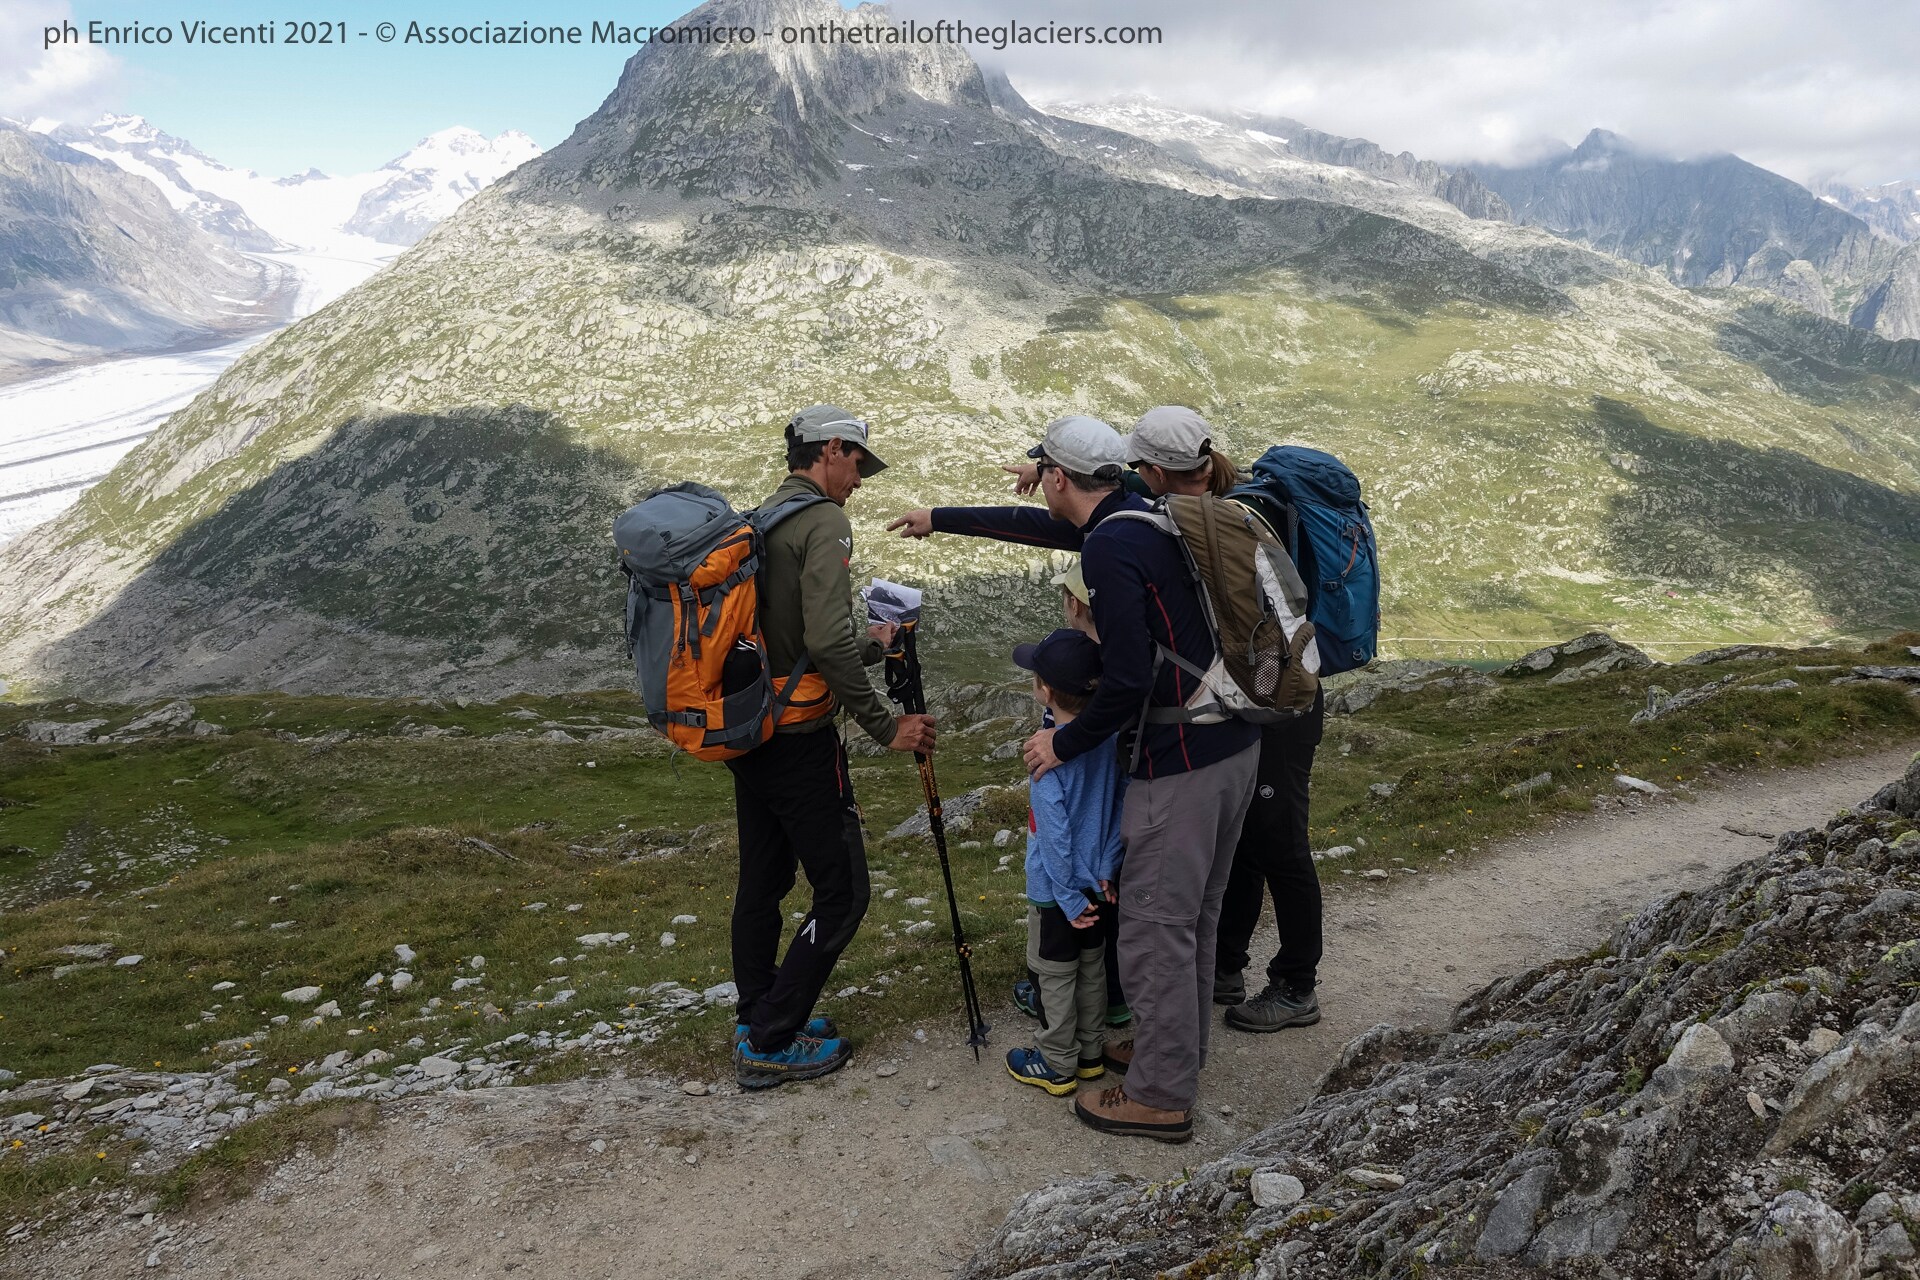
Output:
[1229, 446, 1380, 675]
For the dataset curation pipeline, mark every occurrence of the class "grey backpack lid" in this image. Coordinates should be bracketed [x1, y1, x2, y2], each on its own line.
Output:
[613, 483, 744, 586]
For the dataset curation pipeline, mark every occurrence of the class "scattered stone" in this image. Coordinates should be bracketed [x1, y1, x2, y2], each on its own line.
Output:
[55, 943, 113, 960]
[1615, 774, 1667, 796]
[394, 944, 416, 965]
[389, 971, 414, 994]
[523, 902, 546, 912]
[701, 981, 738, 1005]
[1644, 1023, 1734, 1101]
[1346, 1168, 1406, 1190]
[114, 954, 144, 967]
[1500, 771, 1553, 799]
[1368, 782, 1398, 800]
[875, 1063, 899, 1078]
[1250, 1171, 1305, 1208]
[993, 829, 1015, 848]
[681, 1081, 709, 1097]
[280, 986, 321, 1004]
[1314, 845, 1356, 862]
[659, 932, 677, 948]
[671, 914, 698, 926]
[904, 921, 936, 936]
[265, 1077, 291, 1094]
[364, 972, 385, 988]
[312, 1001, 340, 1018]
[418, 1056, 461, 1079]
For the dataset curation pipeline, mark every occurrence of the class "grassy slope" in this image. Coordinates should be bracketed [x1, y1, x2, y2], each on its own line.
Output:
[3, 640, 1917, 1091]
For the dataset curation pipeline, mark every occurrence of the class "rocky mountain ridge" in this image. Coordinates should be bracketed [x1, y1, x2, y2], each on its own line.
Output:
[1478, 128, 1897, 325]
[968, 753, 1920, 1279]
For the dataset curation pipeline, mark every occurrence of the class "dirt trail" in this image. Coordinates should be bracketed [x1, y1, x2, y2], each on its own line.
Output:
[14, 746, 1917, 1280]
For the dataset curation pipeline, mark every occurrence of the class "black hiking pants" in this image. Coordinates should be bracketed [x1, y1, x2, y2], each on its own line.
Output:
[725, 726, 871, 1054]
[1214, 691, 1324, 992]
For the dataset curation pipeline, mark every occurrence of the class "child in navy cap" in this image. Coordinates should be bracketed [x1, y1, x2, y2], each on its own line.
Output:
[1004, 629, 1127, 1096]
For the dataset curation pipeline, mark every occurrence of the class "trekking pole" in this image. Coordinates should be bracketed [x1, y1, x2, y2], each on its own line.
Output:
[884, 619, 991, 1060]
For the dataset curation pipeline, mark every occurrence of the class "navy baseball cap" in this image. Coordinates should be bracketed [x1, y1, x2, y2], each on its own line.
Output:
[1012, 628, 1101, 696]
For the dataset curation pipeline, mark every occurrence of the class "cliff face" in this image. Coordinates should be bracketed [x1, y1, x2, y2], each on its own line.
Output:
[968, 753, 1920, 1280]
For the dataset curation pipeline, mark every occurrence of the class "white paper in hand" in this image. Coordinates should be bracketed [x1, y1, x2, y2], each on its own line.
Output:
[862, 578, 922, 625]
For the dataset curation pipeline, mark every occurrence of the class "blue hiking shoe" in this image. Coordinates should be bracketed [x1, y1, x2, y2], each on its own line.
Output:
[1005, 1047, 1077, 1096]
[736, 1034, 851, 1090]
[1012, 980, 1042, 1020]
[735, 1017, 837, 1045]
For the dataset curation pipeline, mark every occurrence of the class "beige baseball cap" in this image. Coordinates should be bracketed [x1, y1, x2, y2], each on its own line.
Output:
[1050, 558, 1089, 604]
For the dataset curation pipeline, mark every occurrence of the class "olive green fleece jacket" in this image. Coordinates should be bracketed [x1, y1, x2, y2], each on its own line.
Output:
[757, 474, 898, 748]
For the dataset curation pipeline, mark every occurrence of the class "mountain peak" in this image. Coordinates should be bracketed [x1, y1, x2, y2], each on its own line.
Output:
[557, 0, 989, 196]
[1572, 127, 1630, 159]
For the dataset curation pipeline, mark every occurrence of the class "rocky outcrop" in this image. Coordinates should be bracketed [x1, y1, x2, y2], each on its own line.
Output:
[968, 753, 1920, 1280]
[1501, 631, 1655, 682]
[1324, 660, 1494, 715]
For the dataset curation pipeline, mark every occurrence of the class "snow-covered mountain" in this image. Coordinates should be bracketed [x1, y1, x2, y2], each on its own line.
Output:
[47, 116, 539, 253]
[344, 127, 541, 245]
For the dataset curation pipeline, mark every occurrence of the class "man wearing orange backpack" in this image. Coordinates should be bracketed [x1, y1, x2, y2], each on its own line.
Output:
[729, 406, 937, 1088]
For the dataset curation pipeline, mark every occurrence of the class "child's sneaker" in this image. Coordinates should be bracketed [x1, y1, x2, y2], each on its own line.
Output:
[1012, 980, 1042, 1020]
[734, 1017, 837, 1045]
[1005, 1047, 1077, 1096]
[736, 1034, 850, 1090]
[1076, 1057, 1106, 1081]
[1105, 1003, 1133, 1029]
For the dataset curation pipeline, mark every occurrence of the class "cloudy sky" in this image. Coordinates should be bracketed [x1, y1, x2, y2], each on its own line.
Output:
[907, 0, 1920, 187]
[5, 0, 1917, 186]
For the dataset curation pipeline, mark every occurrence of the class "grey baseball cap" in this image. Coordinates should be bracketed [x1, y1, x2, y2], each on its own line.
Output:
[1025, 415, 1125, 478]
[1125, 405, 1213, 470]
[788, 405, 887, 477]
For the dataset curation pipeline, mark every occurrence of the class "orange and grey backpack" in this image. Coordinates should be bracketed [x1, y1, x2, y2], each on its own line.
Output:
[614, 483, 833, 761]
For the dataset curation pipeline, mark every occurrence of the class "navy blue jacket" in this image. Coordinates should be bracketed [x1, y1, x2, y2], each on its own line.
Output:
[932, 493, 1260, 779]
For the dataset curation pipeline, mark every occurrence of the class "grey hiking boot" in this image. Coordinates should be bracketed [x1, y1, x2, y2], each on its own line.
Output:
[1224, 983, 1319, 1033]
[1212, 969, 1246, 1006]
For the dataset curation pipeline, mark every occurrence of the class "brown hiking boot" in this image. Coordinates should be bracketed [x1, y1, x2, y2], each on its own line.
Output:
[1073, 1084, 1192, 1143]
[1101, 1038, 1134, 1073]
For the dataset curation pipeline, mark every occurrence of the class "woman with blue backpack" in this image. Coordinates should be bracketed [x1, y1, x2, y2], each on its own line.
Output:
[901, 406, 1380, 1038]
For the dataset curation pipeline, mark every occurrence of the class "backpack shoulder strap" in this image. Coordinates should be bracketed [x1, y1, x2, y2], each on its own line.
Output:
[749, 489, 832, 536]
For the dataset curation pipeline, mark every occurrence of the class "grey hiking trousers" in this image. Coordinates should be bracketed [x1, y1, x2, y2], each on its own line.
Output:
[1028, 904, 1107, 1072]
[1116, 743, 1260, 1112]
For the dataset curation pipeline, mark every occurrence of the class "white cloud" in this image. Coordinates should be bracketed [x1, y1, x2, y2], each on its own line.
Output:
[0, 0, 121, 126]
[892, 0, 1920, 187]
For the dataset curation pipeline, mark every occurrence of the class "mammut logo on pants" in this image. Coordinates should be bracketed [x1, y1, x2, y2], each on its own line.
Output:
[1259, 785, 1275, 799]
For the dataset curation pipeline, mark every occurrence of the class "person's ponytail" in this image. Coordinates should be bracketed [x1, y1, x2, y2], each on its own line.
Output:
[1205, 446, 1238, 498]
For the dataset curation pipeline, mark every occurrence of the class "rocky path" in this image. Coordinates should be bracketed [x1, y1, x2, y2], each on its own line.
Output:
[11, 745, 1916, 1280]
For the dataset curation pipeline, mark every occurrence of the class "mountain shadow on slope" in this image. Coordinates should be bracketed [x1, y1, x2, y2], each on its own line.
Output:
[1594, 397, 1920, 633]
[30, 407, 642, 700]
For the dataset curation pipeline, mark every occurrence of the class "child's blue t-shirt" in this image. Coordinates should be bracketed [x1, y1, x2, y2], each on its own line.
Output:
[1025, 738, 1126, 921]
